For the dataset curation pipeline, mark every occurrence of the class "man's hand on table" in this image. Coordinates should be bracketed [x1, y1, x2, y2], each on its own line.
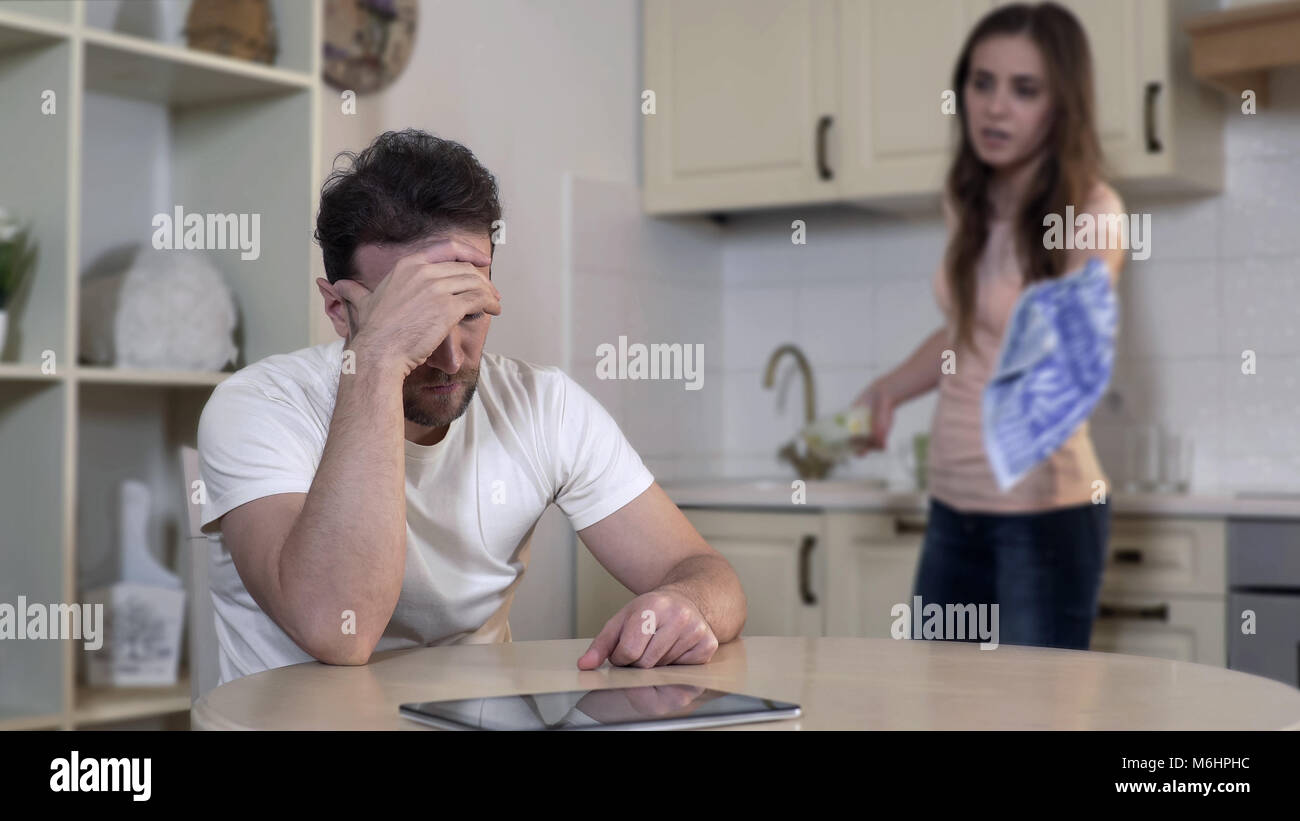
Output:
[577, 587, 719, 670]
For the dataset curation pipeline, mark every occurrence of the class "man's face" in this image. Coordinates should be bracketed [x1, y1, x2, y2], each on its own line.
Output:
[344, 230, 494, 429]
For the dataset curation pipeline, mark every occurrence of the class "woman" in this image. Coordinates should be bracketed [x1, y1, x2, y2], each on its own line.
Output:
[852, 2, 1128, 650]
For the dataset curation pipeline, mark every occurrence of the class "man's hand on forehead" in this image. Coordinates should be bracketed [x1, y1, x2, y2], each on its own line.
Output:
[409, 237, 492, 272]
[331, 232, 502, 378]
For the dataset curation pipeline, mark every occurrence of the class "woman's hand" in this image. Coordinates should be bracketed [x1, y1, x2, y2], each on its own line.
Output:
[849, 379, 896, 456]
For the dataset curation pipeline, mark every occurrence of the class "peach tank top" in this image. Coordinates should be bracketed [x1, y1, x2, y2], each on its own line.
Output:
[928, 215, 1109, 514]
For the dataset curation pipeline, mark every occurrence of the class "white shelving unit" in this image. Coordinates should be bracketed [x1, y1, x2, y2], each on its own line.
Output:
[0, 0, 321, 730]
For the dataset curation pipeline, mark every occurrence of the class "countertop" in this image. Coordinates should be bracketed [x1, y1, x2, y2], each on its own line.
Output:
[190, 636, 1300, 730]
[660, 479, 1300, 519]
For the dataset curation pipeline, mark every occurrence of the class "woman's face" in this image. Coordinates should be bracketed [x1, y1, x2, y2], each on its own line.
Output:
[963, 34, 1054, 171]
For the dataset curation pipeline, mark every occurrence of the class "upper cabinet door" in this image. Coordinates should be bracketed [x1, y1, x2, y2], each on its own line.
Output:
[837, 0, 991, 206]
[642, 0, 839, 215]
[1051, 0, 1149, 175]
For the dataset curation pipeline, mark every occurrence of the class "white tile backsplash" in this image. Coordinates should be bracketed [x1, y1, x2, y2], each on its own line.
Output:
[1221, 154, 1300, 258]
[1117, 259, 1221, 358]
[722, 287, 800, 371]
[1131, 195, 1220, 261]
[1222, 256, 1300, 355]
[794, 280, 875, 369]
[566, 176, 723, 481]
[1221, 357, 1300, 489]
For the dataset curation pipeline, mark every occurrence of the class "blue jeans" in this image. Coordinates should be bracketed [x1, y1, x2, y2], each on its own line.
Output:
[911, 496, 1110, 650]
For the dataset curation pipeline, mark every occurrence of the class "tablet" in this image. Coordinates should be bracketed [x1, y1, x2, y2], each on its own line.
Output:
[399, 684, 800, 731]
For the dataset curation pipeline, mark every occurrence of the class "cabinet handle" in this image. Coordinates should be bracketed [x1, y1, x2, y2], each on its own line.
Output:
[894, 517, 927, 535]
[1144, 81, 1162, 153]
[1097, 603, 1169, 621]
[1112, 548, 1143, 564]
[815, 115, 833, 181]
[799, 534, 818, 606]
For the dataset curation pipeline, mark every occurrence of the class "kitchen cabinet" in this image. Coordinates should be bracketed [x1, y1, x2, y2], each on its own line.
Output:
[682, 510, 827, 637]
[641, 0, 840, 214]
[577, 502, 1229, 666]
[1089, 596, 1224, 663]
[1089, 516, 1227, 664]
[836, 0, 991, 204]
[823, 511, 925, 638]
[642, 0, 1224, 216]
[1041, 0, 1223, 194]
[575, 509, 827, 638]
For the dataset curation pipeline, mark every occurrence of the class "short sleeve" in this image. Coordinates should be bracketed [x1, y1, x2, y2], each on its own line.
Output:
[196, 379, 322, 535]
[548, 373, 655, 531]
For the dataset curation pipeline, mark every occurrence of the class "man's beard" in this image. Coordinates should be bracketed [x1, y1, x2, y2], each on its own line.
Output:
[401, 366, 480, 428]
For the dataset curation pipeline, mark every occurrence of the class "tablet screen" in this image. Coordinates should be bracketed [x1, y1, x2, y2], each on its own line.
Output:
[400, 685, 800, 730]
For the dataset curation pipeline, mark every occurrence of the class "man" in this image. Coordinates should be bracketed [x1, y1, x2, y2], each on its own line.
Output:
[197, 129, 745, 685]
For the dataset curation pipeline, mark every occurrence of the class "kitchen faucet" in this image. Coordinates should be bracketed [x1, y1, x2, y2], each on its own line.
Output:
[762, 343, 836, 480]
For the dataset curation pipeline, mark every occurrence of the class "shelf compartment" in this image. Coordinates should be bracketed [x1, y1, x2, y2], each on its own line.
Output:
[83, 0, 312, 75]
[0, 37, 69, 366]
[0, 380, 68, 721]
[83, 32, 309, 109]
[79, 82, 312, 368]
[0, 1, 73, 27]
[75, 384, 211, 702]
[75, 383, 210, 595]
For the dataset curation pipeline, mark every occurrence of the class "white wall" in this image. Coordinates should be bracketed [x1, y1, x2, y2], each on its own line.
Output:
[315, 0, 644, 640]
[566, 177, 723, 483]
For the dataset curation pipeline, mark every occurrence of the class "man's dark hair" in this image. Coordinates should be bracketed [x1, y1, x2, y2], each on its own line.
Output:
[315, 129, 503, 284]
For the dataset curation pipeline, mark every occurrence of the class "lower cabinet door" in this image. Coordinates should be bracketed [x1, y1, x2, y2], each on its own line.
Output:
[682, 509, 826, 637]
[823, 511, 925, 639]
[1089, 595, 1225, 665]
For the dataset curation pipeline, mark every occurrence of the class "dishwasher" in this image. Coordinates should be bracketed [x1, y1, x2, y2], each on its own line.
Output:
[1227, 518, 1300, 689]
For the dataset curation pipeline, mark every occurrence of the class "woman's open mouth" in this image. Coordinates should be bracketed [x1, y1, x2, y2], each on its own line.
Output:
[980, 127, 1011, 147]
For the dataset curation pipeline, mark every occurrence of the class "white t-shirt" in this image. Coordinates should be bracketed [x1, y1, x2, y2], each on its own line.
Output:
[197, 338, 654, 685]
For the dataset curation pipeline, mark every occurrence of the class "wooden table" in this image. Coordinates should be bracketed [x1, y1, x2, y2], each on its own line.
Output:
[191, 636, 1300, 730]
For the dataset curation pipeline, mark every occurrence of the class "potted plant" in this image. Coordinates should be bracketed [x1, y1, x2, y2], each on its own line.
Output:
[0, 208, 38, 353]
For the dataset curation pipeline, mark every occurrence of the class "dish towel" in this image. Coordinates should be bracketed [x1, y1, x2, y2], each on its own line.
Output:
[982, 255, 1117, 492]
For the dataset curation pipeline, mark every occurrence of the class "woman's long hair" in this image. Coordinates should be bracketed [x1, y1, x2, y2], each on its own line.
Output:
[944, 2, 1104, 357]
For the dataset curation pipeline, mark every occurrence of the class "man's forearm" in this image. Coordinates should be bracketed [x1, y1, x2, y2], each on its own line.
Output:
[656, 554, 747, 643]
[275, 346, 408, 663]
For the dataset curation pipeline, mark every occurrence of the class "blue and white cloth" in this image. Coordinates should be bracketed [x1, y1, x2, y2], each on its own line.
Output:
[982, 256, 1117, 491]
